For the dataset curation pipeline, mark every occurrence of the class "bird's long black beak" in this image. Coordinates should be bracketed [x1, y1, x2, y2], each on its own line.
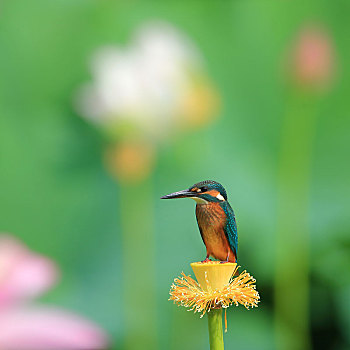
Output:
[160, 189, 195, 200]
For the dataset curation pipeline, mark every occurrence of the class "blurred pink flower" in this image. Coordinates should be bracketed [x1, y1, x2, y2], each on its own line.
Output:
[0, 306, 107, 350]
[0, 235, 108, 349]
[0, 235, 58, 306]
[291, 24, 335, 88]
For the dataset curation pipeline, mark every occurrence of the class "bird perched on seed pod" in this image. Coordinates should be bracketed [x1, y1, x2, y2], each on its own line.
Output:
[161, 180, 237, 263]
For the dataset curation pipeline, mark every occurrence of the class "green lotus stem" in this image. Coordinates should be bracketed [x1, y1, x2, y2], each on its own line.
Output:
[275, 91, 319, 350]
[120, 179, 157, 349]
[208, 308, 224, 350]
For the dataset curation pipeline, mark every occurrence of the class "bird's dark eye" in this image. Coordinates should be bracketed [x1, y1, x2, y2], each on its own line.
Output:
[200, 187, 207, 192]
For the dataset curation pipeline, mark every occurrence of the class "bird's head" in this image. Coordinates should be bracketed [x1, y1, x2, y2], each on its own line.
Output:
[161, 180, 227, 204]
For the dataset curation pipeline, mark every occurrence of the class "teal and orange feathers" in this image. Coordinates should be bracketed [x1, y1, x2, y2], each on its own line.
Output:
[161, 180, 238, 263]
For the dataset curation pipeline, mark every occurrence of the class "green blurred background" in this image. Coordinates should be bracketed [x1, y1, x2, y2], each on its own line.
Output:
[1, 1, 350, 349]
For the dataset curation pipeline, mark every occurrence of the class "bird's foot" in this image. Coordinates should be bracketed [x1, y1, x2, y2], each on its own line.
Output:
[220, 256, 231, 264]
[201, 258, 212, 263]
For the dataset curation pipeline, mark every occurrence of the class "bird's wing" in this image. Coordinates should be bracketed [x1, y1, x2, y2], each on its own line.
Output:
[221, 202, 238, 259]
[195, 206, 206, 246]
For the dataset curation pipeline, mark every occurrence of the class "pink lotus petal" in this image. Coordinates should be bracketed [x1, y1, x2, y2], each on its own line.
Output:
[0, 235, 58, 306]
[0, 305, 109, 349]
[293, 25, 334, 86]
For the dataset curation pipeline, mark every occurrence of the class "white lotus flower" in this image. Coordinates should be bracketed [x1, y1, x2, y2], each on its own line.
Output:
[76, 21, 214, 140]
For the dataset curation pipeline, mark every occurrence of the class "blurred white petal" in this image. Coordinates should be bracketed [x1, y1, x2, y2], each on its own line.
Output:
[135, 21, 202, 75]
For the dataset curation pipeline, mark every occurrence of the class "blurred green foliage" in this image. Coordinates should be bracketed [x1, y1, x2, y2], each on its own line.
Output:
[1, 1, 350, 349]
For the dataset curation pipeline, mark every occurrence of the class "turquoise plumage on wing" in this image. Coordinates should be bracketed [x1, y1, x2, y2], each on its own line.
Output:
[161, 180, 238, 263]
[220, 200, 238, 260]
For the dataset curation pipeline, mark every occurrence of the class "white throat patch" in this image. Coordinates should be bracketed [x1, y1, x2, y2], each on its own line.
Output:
[216, 193, 225, 201]
[192, 197, 209, 204]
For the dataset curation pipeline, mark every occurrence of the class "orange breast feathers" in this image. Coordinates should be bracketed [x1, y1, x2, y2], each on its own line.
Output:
[196, 202, 225, 227]
[196, 202, 235, 262]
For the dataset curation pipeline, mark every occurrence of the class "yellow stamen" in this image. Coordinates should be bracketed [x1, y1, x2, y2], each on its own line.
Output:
[169, 264, 260, 317]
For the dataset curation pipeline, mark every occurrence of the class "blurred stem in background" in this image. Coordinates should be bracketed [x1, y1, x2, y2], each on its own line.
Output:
[107, 140, 158, 349]
[275, 91, 318, 350]
[120, 179, 157, 350]
[275, 24, 334, 350]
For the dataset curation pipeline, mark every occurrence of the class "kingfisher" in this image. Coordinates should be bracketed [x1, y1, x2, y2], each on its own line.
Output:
[161, 180, 238, 263]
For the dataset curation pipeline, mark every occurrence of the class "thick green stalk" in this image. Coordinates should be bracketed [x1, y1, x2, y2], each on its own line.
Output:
[120, 179, 157, 350]
[208, 308, 224, 350]
[275, 92, 319, 350]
